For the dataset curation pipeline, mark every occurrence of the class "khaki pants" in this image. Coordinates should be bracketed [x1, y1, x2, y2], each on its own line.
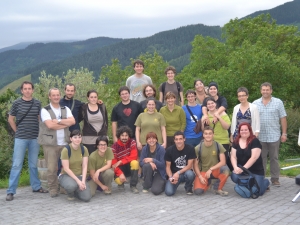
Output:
[88, 169, 114, 196]
[43, 145, 64, 194]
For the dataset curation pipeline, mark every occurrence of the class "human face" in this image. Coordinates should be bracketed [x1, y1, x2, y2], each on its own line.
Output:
[65, 85, 75, 100]
[240, 125, 250, 138]
[166, 97, 176, 107]
[21, 84, 34, 100]
[166, 70, 175, 81]
[97, 141, 108, 154]
[146, 100, 156, 113]
[207, 100, 216, 111]
[146, 137, 157, 147]
[120, 132, 129, 143]
[134, 63, 144, 75]
[237, 91, 248, 103]
[120, 90, 130, 102]
[70, 135, 82, 146]
[49, 89, 61, 105]
[186, 93, 196, 104]
[195, 81, 204, 92]
[203, 130, 214, 142]
[260, 86, 272, 99]
[87, 92, 98, 105]
[174, 135, 185, 150]
[209, 86, 218, 97]
[145, 86, 154, 97]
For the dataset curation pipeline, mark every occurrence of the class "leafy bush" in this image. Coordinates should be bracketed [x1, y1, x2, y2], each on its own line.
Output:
[0, 126, 15, 178]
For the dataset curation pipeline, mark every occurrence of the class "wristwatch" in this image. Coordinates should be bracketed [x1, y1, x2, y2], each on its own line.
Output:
[57, 119, 61, 124]
[177, 171, 181, 175]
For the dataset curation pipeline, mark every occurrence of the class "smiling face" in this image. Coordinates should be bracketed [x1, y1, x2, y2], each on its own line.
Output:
[208, 86, 218, 97]
[65, 85, 75, 100]
[70, 134, 82, 146]
[239, 125, 250, 139]
[146, 136, 157, 147]
[49, 89, 61, 105]
[134, 63, 144, 75]
[21, 83, 34, 100]
[260, 85, 272, 99]
[207, 100, 216, 111]
[174, 134, 185, 150]
[145, 86, 155, 97]
[120, 90, 130, 102]
[195, 81, 204, 92]
[186, 93, 196, 104]
[146, 99, 156, 113]
[97, 140, 108, 154]
[120, 132, 129, 143]
[203, 129, 214, 142]
[166, 70, 175, 81]
[166, 96, 176, 107]
[237, 91, 248, 103]
[87, 92, 98, 105]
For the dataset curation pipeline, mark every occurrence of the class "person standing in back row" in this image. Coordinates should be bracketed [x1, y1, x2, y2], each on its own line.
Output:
[159, 66, 184, 106]
[126, 59, 152, 103]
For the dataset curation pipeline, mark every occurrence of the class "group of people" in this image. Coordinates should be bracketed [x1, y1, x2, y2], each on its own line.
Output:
[6, 59, 287, 202]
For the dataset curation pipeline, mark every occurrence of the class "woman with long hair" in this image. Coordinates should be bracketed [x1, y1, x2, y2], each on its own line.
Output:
[194, 79, 207, 105]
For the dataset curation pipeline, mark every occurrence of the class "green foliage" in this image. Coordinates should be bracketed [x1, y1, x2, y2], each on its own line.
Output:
[0, 126, 14, 178]
[0, 170, 30, 189]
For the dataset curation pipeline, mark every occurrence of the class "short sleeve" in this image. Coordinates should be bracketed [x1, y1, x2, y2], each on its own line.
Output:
[61, 147, 69, 160]
[9, 100, 18, 116]
[249, 138, 262, 150]
[278, 100, 287, 118]
[135, 114, 142, 127]
[158, 83, 163, 92]
[106, 148, 114, 160]
[202, 97, 208, 107]
[188, 146, 197, 160]
[65, 106, 73, 118]
[111, 106, 118, 122]
[164, 147, 172, 162]
[179, 82, 184, 92]
[219, 96, 228, 109]
[41, 108, 51, 122]
[83, 146, 89, 157]
[217, 142, 226, 154]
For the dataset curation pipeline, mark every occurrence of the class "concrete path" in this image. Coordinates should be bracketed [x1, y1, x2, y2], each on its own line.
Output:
[1, 177, 300, 225]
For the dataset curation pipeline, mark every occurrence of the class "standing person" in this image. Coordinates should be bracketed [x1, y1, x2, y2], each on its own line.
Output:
[140, 132, 166, 195]
[79, 90, 108, 155]
[194, 79, 207, 105]
[111, 86, 143, 143]
[6, 81, 48, 201]
[159, 66, 184, 106]
[182, 90, 203, 147]
[58, 130, 91, 202]
[111, 126, 139, 193]
[159, 92, 186, 148]
[231, 123, 270, 196]
[88, 136, 114, 196]
[140, 84, 163, 111]
[202, 82, 228, 124]
[193, 126, 230, 196]
[231, 87, 260, 142]
[38, 88, 75, 197]
[253, 82, 287, 187]
[164, 131, 196, 196]
[126, 59, 152, 103]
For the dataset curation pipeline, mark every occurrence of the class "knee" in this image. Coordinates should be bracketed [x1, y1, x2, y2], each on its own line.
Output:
[130, 160, 139, 170]
[165, 189, 175, 196]
[194, 188, 204, 195]
[164, 183, 175, 196]
[142, 163, 152, 171]
[114, 177, 123, 185]
[103, 169, 114, 178]
[220, 166, 230, 176]
[230, 173, 238, 183]
[185, 170, 195, 181]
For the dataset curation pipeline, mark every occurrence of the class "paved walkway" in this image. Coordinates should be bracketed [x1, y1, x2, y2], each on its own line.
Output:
[1, 177, 300, 225]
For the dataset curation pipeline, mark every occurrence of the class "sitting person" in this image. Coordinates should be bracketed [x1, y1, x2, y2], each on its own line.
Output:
[164, 131, 196, 196]
[58, 130, 91, 202]
[111, 126, 139, 194]
[193, 126, 230, 196]
[88, 136, 114, 196]
[140, 132, 166, 195]
[231, 122, 270, 196]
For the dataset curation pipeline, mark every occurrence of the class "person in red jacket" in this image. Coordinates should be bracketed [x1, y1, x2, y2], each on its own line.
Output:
[111, 126, 139, 193]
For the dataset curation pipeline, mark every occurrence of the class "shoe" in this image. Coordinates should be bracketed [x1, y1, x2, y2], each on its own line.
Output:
[67, 194, 75, 201]
[60, 187, 67, 195]
[50, 190, 58, 198]
[130, 186, 139, 194]
[142, 188, 149, 193]
[33, 187, 49, 193]
[118, 183, 125, 190]
[266, 186, 271, 192]
[215, 189, 228, 196]
[6, 194, 14, 201]
[104, 189, 112, 195]
[271, 180, 281, 187]
[186, 190, 193, 195]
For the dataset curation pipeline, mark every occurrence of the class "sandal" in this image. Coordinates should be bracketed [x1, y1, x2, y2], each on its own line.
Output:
[33, 187, 49, 193]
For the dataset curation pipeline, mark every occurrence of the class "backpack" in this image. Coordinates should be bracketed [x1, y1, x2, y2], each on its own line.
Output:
[198, 140, 220, 171]
[161, 81, 182, 102]
[234, 166, 260, 199]
[57, 144, 85, 176]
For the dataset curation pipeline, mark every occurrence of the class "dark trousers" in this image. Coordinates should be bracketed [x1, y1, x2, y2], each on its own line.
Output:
[118, 163, 138, 187]
[142, 163, 166, 195]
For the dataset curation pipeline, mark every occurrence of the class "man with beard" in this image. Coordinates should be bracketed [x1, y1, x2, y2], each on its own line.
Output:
[111, 126, 139, 194]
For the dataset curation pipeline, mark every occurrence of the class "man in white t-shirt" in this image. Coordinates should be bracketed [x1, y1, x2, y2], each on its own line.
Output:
[39, 88, 75, 197]
[126, 59, 152, 103]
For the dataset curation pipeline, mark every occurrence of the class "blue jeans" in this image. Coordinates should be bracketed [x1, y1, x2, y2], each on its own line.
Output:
[231, 172, 270, 196]
[7, 138, 41, 194]
[185, 137, 202, 147]
[165, 170, 195, 196]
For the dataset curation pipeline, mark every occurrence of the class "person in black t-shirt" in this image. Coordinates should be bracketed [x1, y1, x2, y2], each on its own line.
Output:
[164, 131, 196, 196]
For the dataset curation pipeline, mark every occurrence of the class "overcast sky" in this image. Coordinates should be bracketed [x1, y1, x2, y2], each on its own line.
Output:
[0, 0, 291, 49]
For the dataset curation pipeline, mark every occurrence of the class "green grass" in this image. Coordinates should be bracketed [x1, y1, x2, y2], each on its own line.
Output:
[0, 74, 31, 94]
[0, 170, 30, 189]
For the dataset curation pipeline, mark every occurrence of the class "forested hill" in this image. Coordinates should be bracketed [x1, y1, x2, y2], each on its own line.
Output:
[26, 24, 222, 84]
[0, 37, 123, 89]
[241, 0, 300, 25]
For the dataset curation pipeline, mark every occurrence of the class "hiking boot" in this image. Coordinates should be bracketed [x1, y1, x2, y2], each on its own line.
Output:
[50, 190, 58, 198]
[215, 189, 228, 196]
[142, 188, 149, 193]
[271, 180, 280, 187]
[60, 187, 67, 195]
[104, 189, 112, 195]
[118, 183, 125, 190]
[6, 193, 14, 201]
[130, 186, 139, 194]
[67, 193, 75, 201]
[186, 190, 193, 195]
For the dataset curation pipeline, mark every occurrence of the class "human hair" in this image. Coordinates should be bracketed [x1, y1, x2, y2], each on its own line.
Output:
[146, 132, 158, 141]
[173, 131, 185, 139]
[48, 88, 60, 96]
[70, 129, 82, 138]
[20, 81, 34, 90]
[143, 84, 157, 98]
[118, 86, 130, 95]
[87, 90, 98, 97]
[205, 96, 216, 104]
[233, 122, 256, 148]
[194, 79, 205, 87]
[260, 82, 272, 90]
[203, 126, 214, 133]
[185, 89, 196, 98]
[237, 87, 249, 95]
[146, 97, 156, 104]
[133, 59, 144, 68]
[164, 91, 176, 100]
[164, 66, 176, 75]
[64, 83, 76, 91]
[95, 136, 108, 146]
[116, 126, 133, 139]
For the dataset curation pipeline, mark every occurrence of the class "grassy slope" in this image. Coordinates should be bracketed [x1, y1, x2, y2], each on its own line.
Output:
[0, 74, 31, 94]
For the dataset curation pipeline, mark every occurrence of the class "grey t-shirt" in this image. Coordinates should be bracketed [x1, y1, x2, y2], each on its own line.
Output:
[126, 74, 152, 103]
[159, 82, 183, 105]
